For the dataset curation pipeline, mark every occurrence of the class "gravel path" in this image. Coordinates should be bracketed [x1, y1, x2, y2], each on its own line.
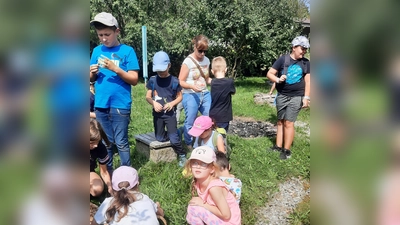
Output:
[256, 177, 310, 225]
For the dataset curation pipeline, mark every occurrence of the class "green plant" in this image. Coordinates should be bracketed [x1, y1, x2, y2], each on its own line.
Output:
[91, 77, 310, 224]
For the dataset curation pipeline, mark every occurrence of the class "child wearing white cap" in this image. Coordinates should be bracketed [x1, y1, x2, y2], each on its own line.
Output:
[183, 146, 241, 225]
[90, 12, 140, 173]
[93, 166, 164, 225]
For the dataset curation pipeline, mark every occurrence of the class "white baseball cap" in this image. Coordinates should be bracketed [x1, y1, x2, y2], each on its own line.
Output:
[90, 12, 119, 28]
[291, 36, 310, 48]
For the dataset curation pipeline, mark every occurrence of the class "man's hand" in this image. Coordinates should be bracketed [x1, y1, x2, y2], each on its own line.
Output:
[302, 98, 310, 108]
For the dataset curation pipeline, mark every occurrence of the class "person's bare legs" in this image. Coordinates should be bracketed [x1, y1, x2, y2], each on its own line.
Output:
[283, 120, 295, 150]
[90, 172, 104, 197]
[275, 119, 284, 148]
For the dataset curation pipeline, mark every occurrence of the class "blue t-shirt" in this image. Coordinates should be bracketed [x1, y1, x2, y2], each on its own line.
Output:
[90, 44, 140, 109]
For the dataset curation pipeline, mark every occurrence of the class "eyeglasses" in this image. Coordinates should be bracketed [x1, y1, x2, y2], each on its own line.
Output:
[197, 49, 208, 54]
[190, 161, 209, 169]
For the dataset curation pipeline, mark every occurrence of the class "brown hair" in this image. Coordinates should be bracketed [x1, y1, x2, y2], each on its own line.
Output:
[90, 118, 110, 147]
[211, 56, 227, 73]
[191, 34, 209, 51]
[215, 151, 229, 171]
[105, 181, 141, 223]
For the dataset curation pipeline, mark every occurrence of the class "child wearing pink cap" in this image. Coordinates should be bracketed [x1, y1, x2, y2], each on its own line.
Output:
[188, 115, 226, 154]
[183, 146, 241, 225]
[93, 166, 164, 225]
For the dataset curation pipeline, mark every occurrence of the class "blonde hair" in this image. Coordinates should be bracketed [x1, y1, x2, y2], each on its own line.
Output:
[192, 34, 209, 51]
[90, 118, 110, 147]
[183, 159, 220, 197]
[211, 56, 227, 73]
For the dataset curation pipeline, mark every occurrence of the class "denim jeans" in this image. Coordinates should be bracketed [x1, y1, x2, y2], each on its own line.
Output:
[182, 91, 211, 145]
[95, 108, 131, 173]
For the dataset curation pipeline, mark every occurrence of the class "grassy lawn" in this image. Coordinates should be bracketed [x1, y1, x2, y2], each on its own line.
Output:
[94, 77, 310, 224]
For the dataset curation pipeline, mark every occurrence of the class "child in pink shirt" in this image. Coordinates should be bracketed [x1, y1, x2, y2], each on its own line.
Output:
[183, 146, 241, 225]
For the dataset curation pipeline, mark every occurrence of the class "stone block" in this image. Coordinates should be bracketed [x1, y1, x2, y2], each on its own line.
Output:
[135, 132, 177, 163]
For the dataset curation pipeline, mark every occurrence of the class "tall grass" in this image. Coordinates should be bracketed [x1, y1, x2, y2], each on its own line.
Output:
[94, 77, 310, 224]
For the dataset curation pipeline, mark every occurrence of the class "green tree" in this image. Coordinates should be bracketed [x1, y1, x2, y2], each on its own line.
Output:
[90, 0, 305, 78]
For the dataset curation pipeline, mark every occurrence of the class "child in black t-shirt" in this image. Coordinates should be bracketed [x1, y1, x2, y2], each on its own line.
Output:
[145, 51, 186, 167]
[209, 56, 236, 132]
[90, 118, 112, 197]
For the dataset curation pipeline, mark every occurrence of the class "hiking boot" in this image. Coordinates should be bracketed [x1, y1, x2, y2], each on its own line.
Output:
[178, 154, 187, 167]
[280, 148, 291, 160]
[269, 145, 282, 152]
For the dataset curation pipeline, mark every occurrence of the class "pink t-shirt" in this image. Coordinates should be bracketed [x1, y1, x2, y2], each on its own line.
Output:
[195, 179, 241, 225]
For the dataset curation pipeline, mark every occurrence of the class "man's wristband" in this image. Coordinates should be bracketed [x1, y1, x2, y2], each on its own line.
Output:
[275, 77, 280, 84]
[304, 96, 310, 101]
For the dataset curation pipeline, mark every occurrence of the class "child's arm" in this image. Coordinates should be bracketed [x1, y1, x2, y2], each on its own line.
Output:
[266, 67, 286, 84]
[99, 164, 112, 195]
[163, 91, 182, 112]
[102, 58, 139, 86]
[189, 187, 231, 220]
[155, 202, 165, 217]
[90, 64, 99, 82]
[146, 89, 163, 112]
[269, 82, 276, 95]
[207, 186, 232, 220]
[216, 135, 226, 154]
[302, 73, 311, 108]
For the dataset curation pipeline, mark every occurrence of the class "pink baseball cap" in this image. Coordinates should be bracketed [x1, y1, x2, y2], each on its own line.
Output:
[112, 166, 139, 191]
[188, 116, 213, 137]
[189, 146, 216, 163]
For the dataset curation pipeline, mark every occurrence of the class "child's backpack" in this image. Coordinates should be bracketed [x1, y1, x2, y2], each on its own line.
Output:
[281, 53, 308, 76]
[197, 127, 231, 159]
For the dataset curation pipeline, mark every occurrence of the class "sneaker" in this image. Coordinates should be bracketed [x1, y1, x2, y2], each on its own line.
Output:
[269, 145, 282, 152]
[280, 148, 291, 160]
[178, 154, 187, 167]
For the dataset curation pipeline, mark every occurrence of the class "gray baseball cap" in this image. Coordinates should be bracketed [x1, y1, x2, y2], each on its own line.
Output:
[291, 36, 310, 48]
[90, 12, 119, 28]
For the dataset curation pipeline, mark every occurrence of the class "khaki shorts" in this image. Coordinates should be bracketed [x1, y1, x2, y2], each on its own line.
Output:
[276, 94, 302, 122]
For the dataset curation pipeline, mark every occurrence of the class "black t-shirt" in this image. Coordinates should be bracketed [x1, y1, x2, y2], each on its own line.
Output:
[209, 78, 236, 122]
[146, 75, 182, 117]
[272, 55, 310, 97]
[90, 141, 110, 172]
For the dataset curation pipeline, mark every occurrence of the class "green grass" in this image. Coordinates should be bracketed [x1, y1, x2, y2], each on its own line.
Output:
[93, 77, 310, 224]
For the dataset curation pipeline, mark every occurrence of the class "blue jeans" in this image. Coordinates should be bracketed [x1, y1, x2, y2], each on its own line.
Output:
[182, 92, 211, 145]
[95, 108, 131, 172]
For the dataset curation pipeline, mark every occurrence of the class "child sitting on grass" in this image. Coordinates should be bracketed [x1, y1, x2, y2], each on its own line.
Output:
[215, 152, 242, 204]
[183, 146, 241, 225]
[93, 166, 164, 225]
